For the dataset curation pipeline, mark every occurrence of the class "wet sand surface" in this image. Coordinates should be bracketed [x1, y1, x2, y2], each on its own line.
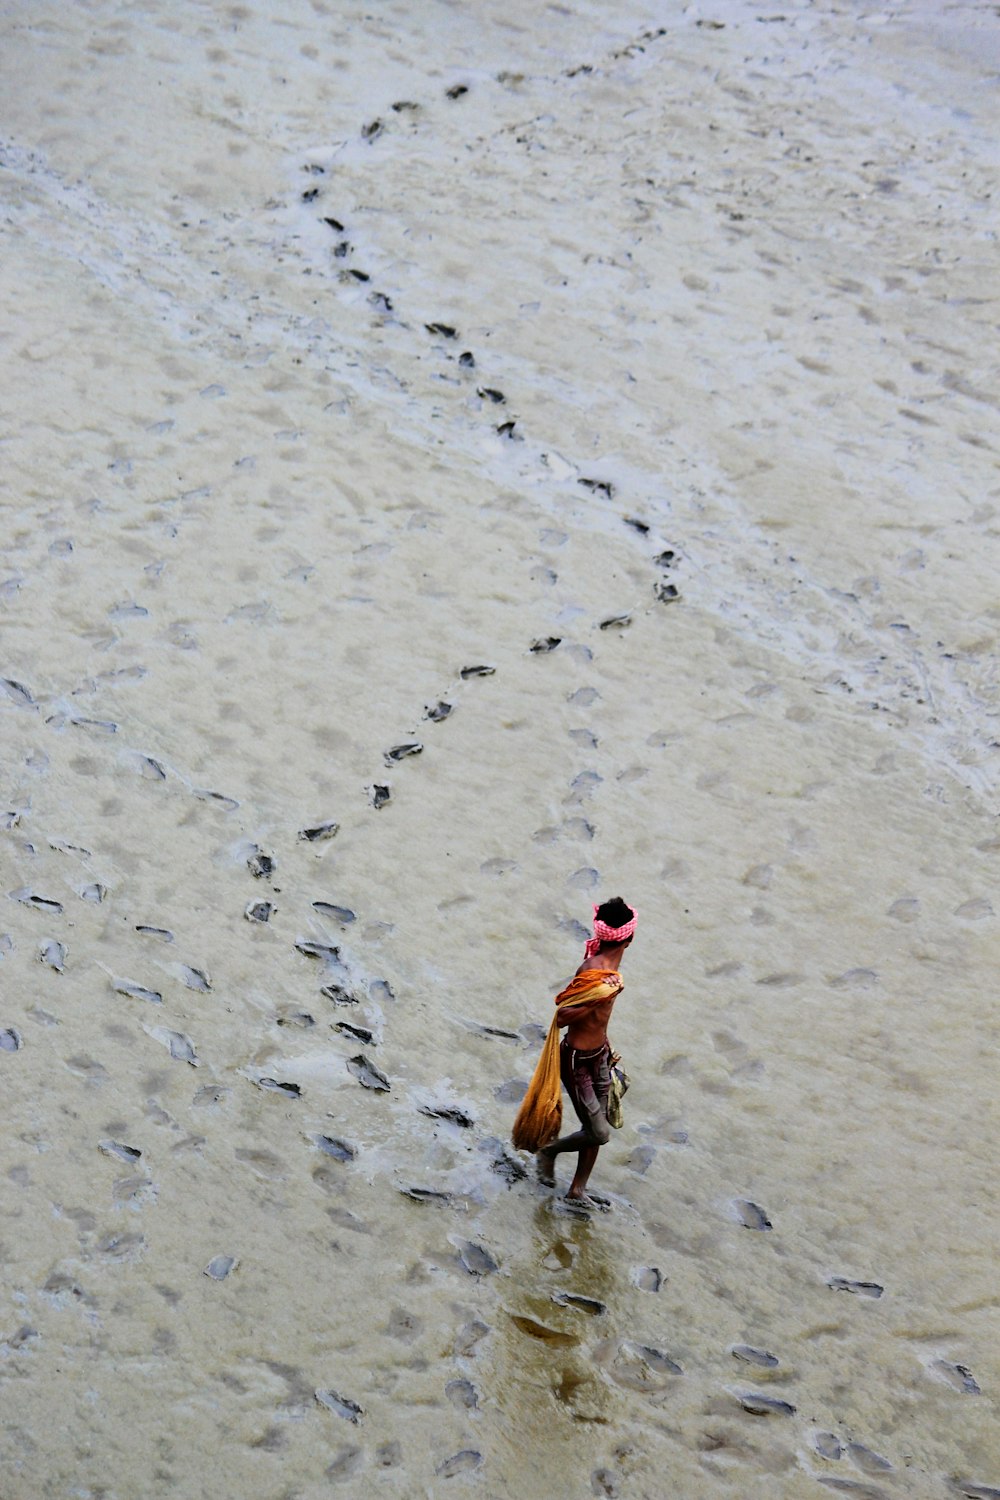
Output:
[2, 1, 999, 1495]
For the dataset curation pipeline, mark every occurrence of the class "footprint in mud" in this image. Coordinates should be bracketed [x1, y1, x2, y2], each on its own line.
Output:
[569, 728, 599, 749]
[64, 1054, 107, 1082]
[298, 820, 340, 842]
[478, 1137, 526, 1183]
[0, 677, 35, 707]
[551, 1291, 605, 1316]
[315, 1389, 363, 1422]
[175, 963, 211, 992]
[322, 983, 360, 1006]
[12, 890, 64, 914]
[930, 1358, 981, 1394]
[827, 1276, 884, 1299]
[494, 1078, 528, 1104]
[113, 977, 163, 1005]
[346, 1054, 390, 1091]
[733, 1199, 772, 1231]
[829, 968, 879, 990]
[312, 1135, 356, 1162]
[632, 1266, 662, 1293]
[97, 1231, 145, 1262]
[193, 1085, 228, 1108]
[400, 1186, 453, 1206]
[731, 1345, 779, 1369]
[234, 1148, 286, 1180]
[626, 1143, 656, 1175]
[453, 1320, 489, 1357]
[251, 1428, 287, 1452]
[256, 1078, 301, 1098]
[147, 1029, 198, 1065]
[954, 897, 993, 920]
[419, 1099, 475, 1127]
[454, 1240, 499, 1277]
[436, 1451, 482, 1478]
[192, 789, 238, 812]
[99, 1140, 142, 1163]
[204, 1255, 238, 1281]
[247, 847, 276, 879]
[542, 1241, 574, 1271]
[38, 939, 66, 971]
[245, 900, 275, 923]
[295, 939, 341, 964]
[735, 1391, 795, 1416]
[847, 1443, 892, 1475]
[464, 1020, 520, 1042]
[326, 1447, 364, 1482]
[386, 1307, 423, 1343]
[445, 1378, 478, 1411]
[335, 1020, 375, 1046]
[592, 1339, 682, 1392]
[706, 960, 742, 978]
[384, 742, 422, 766]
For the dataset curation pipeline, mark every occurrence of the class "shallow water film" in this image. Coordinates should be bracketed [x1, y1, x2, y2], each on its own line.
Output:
[2, 1, 998, 1496]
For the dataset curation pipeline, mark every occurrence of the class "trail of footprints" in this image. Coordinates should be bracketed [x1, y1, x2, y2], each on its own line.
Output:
[3, 26, 996, 1490]
[3, 832, 990, 1494]
[3, 648, 995, 1494]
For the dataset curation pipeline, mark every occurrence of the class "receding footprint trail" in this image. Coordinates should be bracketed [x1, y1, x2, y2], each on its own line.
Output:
[3, 1, 999, 1496]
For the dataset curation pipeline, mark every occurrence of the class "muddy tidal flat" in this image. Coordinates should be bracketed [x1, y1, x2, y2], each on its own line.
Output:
[2, 1, 999, 1496]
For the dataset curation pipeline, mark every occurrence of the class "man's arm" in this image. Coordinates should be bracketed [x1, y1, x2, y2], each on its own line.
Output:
[555, 998, 590, 1027]
[555, 994, 615, 1028]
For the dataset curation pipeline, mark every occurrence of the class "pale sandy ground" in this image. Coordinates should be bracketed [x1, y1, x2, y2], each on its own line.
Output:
[1, 1, 999, 1496]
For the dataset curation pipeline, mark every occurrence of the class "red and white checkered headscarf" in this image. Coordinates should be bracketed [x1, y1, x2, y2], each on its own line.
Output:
[584, 902, 637, 959]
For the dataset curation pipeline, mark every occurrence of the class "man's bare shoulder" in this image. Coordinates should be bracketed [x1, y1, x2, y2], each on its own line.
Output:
[572, 962, 623, 984]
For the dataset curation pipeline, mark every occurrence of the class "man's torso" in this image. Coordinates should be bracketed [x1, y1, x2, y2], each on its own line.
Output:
[563, 968, 620, 1048]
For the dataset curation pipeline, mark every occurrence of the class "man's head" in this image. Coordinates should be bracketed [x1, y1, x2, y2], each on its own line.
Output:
[589, 896, 637, 954]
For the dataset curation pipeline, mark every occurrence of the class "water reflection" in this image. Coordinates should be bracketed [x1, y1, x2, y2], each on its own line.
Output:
[485, 1200, 622, 1482]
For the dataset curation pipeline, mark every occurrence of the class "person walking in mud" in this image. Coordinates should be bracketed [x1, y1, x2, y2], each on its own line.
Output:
[512, 897, 636, 1207]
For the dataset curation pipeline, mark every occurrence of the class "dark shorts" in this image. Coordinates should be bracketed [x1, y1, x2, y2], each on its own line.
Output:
[561, 1039, 611, 1136]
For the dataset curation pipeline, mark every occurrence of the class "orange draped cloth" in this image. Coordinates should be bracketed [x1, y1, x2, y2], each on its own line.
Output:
[511, 971, 622, 1152]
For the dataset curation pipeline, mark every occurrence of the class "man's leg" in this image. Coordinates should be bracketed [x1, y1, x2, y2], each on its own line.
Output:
[565, 1052, 612, 1202]
[566, 1144, 600, 1200]
[538, 1057, 610, 1187]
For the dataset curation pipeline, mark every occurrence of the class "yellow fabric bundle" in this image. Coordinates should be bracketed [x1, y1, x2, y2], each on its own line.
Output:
[511, 971, 621, 1152]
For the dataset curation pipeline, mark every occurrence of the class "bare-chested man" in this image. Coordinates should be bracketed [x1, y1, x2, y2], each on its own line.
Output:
[536, 896, 636, 1205]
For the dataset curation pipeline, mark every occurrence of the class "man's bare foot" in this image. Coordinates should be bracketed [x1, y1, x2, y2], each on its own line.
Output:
[564, 1190, 610, 1212]
[535, 1148, 556, 1187]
